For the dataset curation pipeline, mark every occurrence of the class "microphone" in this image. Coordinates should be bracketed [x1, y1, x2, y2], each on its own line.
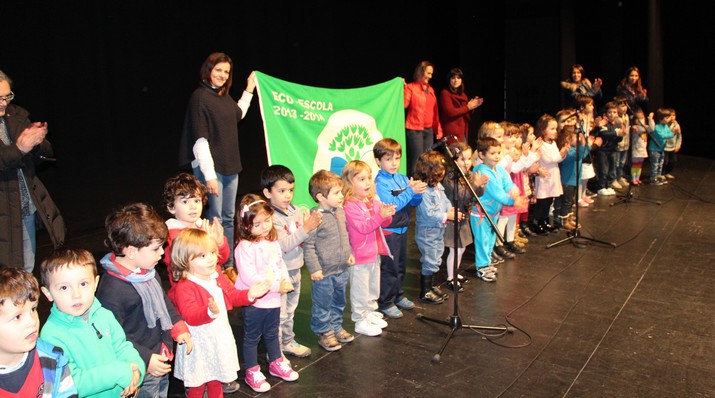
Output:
[427, 135, 456, 151]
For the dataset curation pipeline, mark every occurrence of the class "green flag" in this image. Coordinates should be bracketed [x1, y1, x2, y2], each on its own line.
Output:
[255, 71, 405, 209]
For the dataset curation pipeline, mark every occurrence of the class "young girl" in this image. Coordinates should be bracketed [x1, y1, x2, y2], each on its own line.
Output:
[518, 123, 540, 237]
[169, 228, 270, 398]
[530, 114, 568, 234]
[414, 151, 461, 302]
[341, 160, 395, 337]
[443, 142, 486, 291]
[234, 194, 298, 392]
[629, 107, 651, 184]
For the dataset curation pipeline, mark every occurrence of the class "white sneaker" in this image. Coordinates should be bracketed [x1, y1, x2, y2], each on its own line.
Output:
[371, 311, 384, 319]
[607, 188, 616, 195]
[611, 181, 622, 189]
[368, 312, 388, 328]
[597, 188, 611, 196]
[619, 177, 630, 186]
[355, 320, 382, 336]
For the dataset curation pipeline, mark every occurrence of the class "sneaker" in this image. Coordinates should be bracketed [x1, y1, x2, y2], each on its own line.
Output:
[583, 196, 595, 203]
[658, 175, 668, 182]
[445, 279, 464, 292]
[611, 180, 622, 189]
[395, 297, 415, 310]
[380, 305, 403, 319]
[477, 267, 497, 282]
[606, 188, 616, 195]
[368, 312, 388, 328]
[334, 329, 355, 343]
[222, 380, 241, 394]
[586, 190, 598, 198]
[456, 273, 469, 283]
[597, 188, 611, 196]
[578, 199, 590, 208]
[371, 311, 384, 319]
[282, 340, 311, 358]
[665, 174, 675, 179]
[245, 366, 271, 392]
[494, 245, 515, 259]
[269, 356, 299, 381]
[619, 177, 630, 186]
[483, 265, 498, 274]
[489, 257, 502, 267]
[355, 319, 382, 336]
[318, 331, 342, 352]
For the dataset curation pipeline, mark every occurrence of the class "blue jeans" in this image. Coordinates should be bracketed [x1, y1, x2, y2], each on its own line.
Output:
[615, 150, 628, 180]
[648, 150, 665, 181]
[378, 232, 407, 310]
[192, 168, 238, 265]
[596, 150, 618, 189]
[405, 128, 434, 177]
[415, 226, 444, 276]
[23, 213, 36, 273]
[243, 306, 281, 368]
[279, 268, 302, 345]
[137, 374, 169, 398]
[310, 271, 348, 335]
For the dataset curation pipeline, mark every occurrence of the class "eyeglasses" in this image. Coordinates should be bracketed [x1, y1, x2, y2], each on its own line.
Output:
[0, 92, 14, 103]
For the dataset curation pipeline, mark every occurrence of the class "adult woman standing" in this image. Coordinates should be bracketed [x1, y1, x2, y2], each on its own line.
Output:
[616, 66, 649, 113]
[179, 52, 256, 269]
[438, 68, 483, 144]
[560, 64, 602, 111]
[404, 60, 442, 176]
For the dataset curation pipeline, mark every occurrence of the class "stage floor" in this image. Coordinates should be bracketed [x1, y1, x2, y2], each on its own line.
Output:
[35, 155, 715, 397]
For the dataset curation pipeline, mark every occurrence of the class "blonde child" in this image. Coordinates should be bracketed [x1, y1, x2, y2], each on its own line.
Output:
[613, 96, 631, 188]
[629, 107, 651, 184]
[40, 248, 144, 398]
[234, 193, 298, 392]
[663, 108, 682, 179]
[530, 114, 569, 234]
[341, 160, 395, 336]
[648, 108, 678, 185]
[169, 228, 270, 398]
[442, 142, 485, 291]
[0, 267, 78, 397]
[575, 95, 599, 206]
[414, 151, 461, 302]
[517, 123, 540, 237]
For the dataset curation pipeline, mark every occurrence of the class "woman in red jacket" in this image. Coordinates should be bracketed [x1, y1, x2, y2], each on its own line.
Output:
[438, 68, 483, 144]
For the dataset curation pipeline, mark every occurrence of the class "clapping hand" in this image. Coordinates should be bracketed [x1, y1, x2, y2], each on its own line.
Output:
[279, 279, 294, 294]
[379, 203, 396, 218]
[303, 209, 322, 232]
[248, 279, 271, 299]
[408, 178, 428, 194]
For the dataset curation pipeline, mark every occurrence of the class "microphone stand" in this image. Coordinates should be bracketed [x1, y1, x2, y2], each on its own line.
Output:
[547, 119, 616, 249]
[417, 144, 512, 364]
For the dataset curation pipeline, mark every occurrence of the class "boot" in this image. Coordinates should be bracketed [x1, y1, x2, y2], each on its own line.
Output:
[430, 276, 449, 299]
[541, 219, 558, 233]
[519, 221, 535, 237]
[419, 275, 444, 304]
[531, 221, 548, 236]
[494, 244, 515, 259]
[505, 241, 525, 254]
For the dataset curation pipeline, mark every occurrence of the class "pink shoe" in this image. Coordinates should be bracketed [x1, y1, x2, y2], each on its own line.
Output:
[269, 356, 299, 381]
[578, 199, 590, 208]
[583, 196, 594, 204]
[245, 365, 271, 392]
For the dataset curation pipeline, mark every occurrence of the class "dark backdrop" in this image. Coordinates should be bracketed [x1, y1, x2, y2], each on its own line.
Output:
[2, 1, 711, 236]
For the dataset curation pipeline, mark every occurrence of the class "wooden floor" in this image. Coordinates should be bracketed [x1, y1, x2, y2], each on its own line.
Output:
[34, 155, 715, 398]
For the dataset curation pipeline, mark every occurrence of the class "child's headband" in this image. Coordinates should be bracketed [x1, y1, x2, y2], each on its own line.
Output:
[240, 200, 266, 218]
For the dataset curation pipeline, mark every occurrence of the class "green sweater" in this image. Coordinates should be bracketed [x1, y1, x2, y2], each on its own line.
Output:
[40, 298, 145, 398]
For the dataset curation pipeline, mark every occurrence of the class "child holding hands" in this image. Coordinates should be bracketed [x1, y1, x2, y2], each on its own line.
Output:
[169, 228, 270, 398]
[341, 160, 395, 337]
[234, 194, 298, 392]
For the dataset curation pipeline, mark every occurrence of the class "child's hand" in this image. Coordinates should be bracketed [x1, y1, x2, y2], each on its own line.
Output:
[205, 217, 225, 245]
[514, 196, 528, 209]
[559, 145, 570, 157]
[147, 353, 172, 378]
[311, 270, 324, 281]
[648, 112, 655, 121]
[538, 167, 549, 178]
[303, 209, 322, 233]
[279, 279, 294, 294]
[445, 208, 462, 221]
[120, 363, 141, 397]
[348, 254, 355, 265]
[177, 332, 193, 355]
[379, 203, 396, 218]
[208, 297, 220, 315]
[531, 137, 544, 152]
[408, 178, 428, 194]
[248, 279, 271, 300]
[472, 171, 489, 188]
[509, 187, 520, 199]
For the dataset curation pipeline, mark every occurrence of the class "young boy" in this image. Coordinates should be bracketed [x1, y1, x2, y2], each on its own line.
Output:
[663, 108, 682, 180]
[372, 138, 425, 318]
[304, 170, 355, 351]
[261, 165, 321, 358]
[471, 137, 526, 282]
[613, 96, 631, 188]
[162, 173, 231, 287]
[40, 248, 144, 398]
[96, 203, 194, 398]
[594, 101, 626, 196]
[648, 108, 677, 185]
[0, 267, 78, 397]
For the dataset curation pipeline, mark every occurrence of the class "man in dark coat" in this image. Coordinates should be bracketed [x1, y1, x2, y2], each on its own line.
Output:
[0, 70, 65, 271]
